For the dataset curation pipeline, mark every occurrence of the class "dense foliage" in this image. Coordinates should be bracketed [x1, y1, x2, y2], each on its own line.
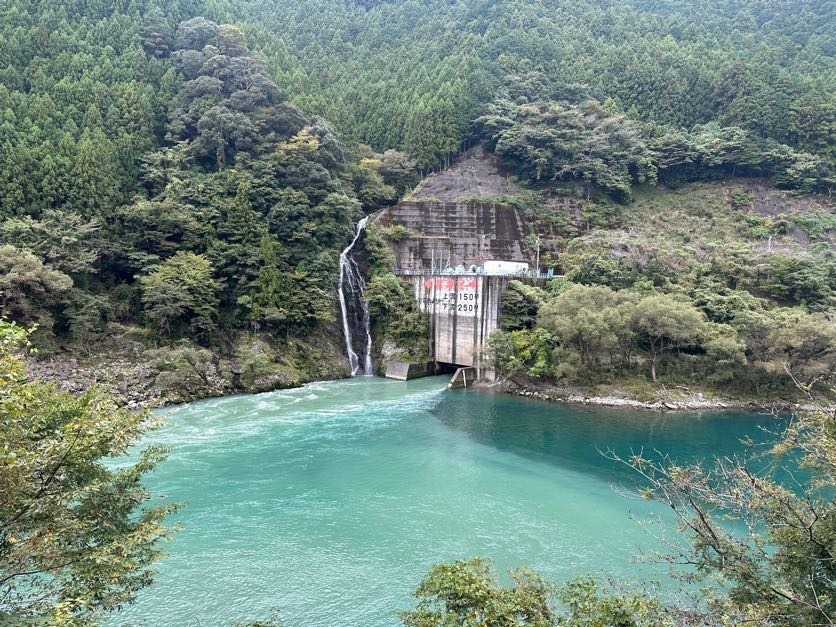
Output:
[399, 557, 667, 626]
[399, 557, 556, 626]
[487, 178, 835, 402]
[362, 224, 430, 362]
[0, 2, 422, 363]
[490, 279, 835, 399]
[1, 0, 833, 624]
[232, 0, 835, 167]
[0, 321, 178, 623]
[477, 95, 833, 200]
[0, 0, 832, 371]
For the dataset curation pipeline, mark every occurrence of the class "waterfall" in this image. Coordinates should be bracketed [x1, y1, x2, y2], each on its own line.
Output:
[338, 218, 373, 376]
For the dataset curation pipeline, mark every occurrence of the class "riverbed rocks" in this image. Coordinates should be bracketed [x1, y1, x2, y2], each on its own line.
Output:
[508, 388, 731, 411]
[26, 331, 351, 410]
[483, 377, 796, 412]
[27, 353, 168, 409]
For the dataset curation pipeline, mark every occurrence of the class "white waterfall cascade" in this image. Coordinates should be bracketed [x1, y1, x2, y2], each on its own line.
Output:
[337, 217, 374, 375]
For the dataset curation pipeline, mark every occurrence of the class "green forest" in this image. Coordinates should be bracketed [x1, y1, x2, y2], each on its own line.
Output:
[1, 0, 835, 624]
[485, 178, 836, 401]
[0, 0, 833, 398]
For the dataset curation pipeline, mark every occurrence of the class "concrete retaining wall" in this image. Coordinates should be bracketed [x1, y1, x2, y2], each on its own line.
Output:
[384, 360, 436, 381]
[376, 201, 533, 271]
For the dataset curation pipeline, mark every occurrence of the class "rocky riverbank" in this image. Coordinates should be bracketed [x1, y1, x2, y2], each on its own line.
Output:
[481, 377, 809, 413]
[26, 337, 812, 415]
[27, 332, 351, 410]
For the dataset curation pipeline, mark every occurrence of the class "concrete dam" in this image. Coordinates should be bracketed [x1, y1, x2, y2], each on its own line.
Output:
[406, 272, 508, 373]
[374, 199, 554, 382]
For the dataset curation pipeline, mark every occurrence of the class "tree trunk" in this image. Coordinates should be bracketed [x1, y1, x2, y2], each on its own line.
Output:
[216, 132, 225, 171]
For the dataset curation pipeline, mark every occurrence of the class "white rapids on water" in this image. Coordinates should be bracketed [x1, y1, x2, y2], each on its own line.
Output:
[337, 217, 373, 375]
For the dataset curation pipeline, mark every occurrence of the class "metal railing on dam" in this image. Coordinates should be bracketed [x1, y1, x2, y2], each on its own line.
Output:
[394, 268, 563, 279]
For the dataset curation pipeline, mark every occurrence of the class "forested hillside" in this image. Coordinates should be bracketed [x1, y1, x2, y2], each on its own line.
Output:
[0, 0, 833, 403]
[0, 1, 418, 400]
[0, 2, 834, 623]
[239, 0, 834, 171]
[485, 180, 835, 402]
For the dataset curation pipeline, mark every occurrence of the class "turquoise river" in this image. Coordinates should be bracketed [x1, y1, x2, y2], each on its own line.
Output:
[111, 376, 776, 626]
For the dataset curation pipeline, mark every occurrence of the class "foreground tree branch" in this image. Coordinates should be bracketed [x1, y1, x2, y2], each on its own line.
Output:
[605, 393, 836, 626]
[0, 321, 180, 623]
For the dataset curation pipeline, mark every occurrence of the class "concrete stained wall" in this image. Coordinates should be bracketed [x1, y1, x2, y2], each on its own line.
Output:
[406, 275, 507, 370]
[377, 198, 565, 374]
[384, 360, 435, 380]
[376, 201, 532, 270]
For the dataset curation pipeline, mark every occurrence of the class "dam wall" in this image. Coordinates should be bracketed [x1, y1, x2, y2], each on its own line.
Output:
[372, 148, 570, 378]
[405, 274, 508, 375]
[378, 186, 557, 379]
[376, 200, 548, 375]
[375, 201, 536, 271]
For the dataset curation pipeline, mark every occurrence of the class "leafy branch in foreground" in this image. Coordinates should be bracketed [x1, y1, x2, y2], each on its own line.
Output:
[0, 320, 180, 625]
[606, 395, 836, 626]
[398, 557, 668, 627]
[398, 557, 554, 626]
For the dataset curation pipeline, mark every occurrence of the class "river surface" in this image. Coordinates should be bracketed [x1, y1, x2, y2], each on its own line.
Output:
[111, 376, 776, 626]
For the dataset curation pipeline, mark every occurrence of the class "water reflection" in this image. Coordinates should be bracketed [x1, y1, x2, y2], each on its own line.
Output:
[432, 388, 781, 485]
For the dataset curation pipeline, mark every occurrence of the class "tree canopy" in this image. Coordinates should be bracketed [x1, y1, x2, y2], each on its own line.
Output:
[0, 321, 178, 623]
